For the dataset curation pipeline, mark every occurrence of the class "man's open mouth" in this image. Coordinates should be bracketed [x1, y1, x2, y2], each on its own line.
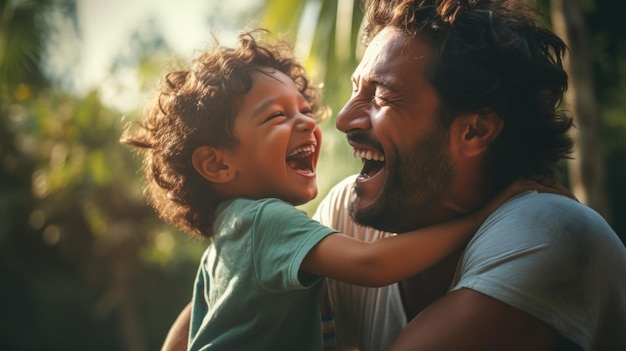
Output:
[286, 144, 316, 173]
[353, 148, 385, 178]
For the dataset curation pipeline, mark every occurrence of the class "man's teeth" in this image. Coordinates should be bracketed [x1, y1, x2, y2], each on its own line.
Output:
[288, 145, 315, 157]
[353, 149, 385, 162]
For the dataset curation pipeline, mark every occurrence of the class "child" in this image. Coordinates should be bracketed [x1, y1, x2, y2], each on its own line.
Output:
[122, 29, 557, 351]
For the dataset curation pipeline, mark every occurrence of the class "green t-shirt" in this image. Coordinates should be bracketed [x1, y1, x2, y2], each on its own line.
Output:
[188, 197, 336, 351]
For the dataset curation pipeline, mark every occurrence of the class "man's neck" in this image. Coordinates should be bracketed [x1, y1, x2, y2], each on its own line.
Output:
[399, 249, 463, 319]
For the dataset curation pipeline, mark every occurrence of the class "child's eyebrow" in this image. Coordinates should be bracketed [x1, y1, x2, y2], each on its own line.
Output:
[251, 98, 279, 118]
[250, 93, 307, 118]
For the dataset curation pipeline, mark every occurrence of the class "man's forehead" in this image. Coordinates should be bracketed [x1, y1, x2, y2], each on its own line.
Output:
[354, 27, 432, 84]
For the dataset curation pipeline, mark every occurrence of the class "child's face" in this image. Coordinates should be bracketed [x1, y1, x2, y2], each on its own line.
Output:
[224, 69, 322, 206]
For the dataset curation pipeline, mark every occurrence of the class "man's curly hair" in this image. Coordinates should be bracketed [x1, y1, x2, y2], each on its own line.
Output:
[121, 29, 322, 238]
[363, 0, 574, 187]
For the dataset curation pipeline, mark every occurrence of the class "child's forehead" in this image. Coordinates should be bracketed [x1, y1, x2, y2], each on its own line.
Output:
[247, 69, 302, 95]
[250, 68, 293, 84]
[233, 70, 308, 117]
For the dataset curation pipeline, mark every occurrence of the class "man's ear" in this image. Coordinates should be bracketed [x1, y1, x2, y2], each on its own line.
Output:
[192, 146, 236, 183]
[455, 112, 503, 157]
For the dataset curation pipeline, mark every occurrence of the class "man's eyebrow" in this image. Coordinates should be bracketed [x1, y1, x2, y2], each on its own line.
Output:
[353, 75, 394, 90]
[369, 77, 401, 96]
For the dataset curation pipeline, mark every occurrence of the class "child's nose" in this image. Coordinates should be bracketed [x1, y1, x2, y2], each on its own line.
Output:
[296, 114, 317, 133]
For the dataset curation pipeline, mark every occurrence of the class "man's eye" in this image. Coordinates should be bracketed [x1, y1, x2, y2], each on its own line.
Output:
[372, 95, 389, 105]
[351, 79, 358, 92]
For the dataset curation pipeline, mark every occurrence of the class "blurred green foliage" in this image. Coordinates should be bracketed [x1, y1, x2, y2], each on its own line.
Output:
[0, 0, 624, 350]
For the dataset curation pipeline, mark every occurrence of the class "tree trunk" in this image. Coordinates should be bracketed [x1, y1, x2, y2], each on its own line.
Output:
[550, 0, 611, 222]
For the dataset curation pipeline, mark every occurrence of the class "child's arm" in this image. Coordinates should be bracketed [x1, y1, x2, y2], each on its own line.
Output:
[301, 179, 569, 287]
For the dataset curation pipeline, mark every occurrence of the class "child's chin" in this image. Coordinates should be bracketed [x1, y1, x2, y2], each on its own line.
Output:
[293, 191, 317, 206]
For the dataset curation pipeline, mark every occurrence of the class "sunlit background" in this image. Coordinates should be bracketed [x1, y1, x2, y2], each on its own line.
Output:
[1, 0, 624, 350]
[48, 0, 252, 109]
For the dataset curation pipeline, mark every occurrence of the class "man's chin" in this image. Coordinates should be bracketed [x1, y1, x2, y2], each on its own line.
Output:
[350, 185, 378, 218]
[350, 192, 428, 233]
[350, 196, 393, 232]
[351, 172, 406, 232]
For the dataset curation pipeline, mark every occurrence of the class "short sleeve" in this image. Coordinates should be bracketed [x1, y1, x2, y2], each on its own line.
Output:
[452, 192, 625, 350]
[250, 199, 336, 292]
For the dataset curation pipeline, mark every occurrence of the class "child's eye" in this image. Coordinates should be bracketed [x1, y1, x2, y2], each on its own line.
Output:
[301, 109, 314, 117]
[265, 112, 286, 122]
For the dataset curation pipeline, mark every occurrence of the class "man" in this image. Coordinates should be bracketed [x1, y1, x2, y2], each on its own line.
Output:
[162, 0, 626, 350]
[314, 0, 626, 350]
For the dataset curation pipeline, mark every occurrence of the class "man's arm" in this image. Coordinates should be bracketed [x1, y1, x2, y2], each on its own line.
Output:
[161, 302, 191, 351]
[387, 288, 580, 351]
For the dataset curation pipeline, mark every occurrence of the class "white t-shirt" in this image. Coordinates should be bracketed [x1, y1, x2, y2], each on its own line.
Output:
[313, 176, 405, 351]
[314, 175, 626, 351]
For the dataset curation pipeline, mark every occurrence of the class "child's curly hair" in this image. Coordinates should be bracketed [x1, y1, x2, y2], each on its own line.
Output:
[121, 29, 323, 238]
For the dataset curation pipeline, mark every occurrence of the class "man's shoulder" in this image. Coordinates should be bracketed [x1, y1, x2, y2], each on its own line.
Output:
[479, 191, 615, 248]
[496, 191, 596, 221]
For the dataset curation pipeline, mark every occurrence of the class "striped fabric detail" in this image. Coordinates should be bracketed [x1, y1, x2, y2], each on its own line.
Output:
[319, 283, 336, 350]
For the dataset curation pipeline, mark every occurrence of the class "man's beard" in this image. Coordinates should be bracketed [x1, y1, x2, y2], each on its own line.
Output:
[350, 126, 454, 233]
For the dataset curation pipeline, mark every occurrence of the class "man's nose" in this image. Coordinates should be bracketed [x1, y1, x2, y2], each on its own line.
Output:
[335, 99, 371, 133]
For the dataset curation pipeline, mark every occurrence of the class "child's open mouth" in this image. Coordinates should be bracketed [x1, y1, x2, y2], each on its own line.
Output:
[286, 144, 316, 175]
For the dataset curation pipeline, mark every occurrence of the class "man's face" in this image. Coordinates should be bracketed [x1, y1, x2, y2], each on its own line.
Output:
[335, 27, 454, 233]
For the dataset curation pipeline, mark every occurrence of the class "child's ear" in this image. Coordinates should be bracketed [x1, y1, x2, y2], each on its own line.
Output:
[192, 146, 236, 183]
[454, 112, 503, 157]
